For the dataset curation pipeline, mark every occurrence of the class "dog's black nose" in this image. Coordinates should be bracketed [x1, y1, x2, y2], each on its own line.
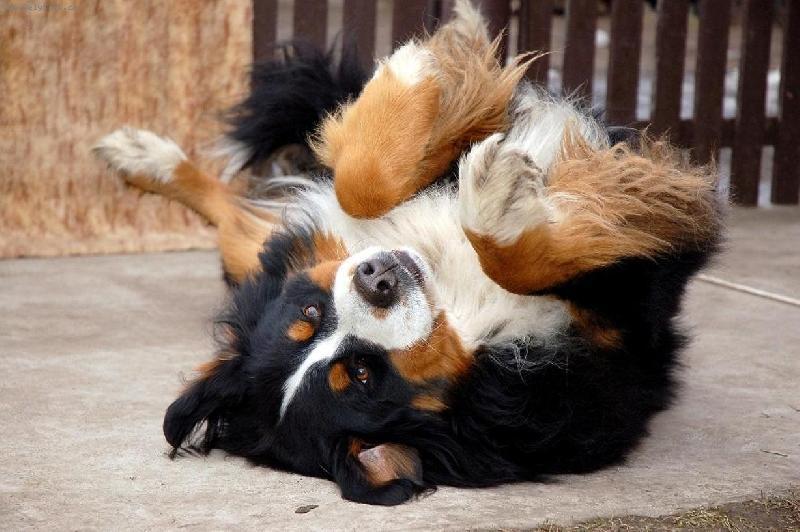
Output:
[354, 254, 398, 308]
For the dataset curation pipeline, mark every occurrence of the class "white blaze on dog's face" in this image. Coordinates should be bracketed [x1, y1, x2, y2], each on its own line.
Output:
[280, 246, 442, 417]
[164, 229, 472, 505]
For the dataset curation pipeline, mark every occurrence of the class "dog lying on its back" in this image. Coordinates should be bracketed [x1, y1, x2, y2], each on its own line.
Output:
[94, 0, 722, 506]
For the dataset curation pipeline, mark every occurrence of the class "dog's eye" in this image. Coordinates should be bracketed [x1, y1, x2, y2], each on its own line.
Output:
[354, 361, 369, 385]
[303, 304, 321, 321]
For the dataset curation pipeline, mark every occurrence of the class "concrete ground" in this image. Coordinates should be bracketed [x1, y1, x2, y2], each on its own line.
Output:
[1, 207, 798, 531]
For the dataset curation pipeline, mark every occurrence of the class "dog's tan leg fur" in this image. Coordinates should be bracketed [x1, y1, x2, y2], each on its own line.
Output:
[93, 128, 273, 283]
[313, 0, 531, 219]
[460, 134, 721, 295]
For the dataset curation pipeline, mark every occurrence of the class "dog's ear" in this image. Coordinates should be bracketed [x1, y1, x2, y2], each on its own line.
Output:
[163, 356, 243, 454]
[331, 438, 427, 506]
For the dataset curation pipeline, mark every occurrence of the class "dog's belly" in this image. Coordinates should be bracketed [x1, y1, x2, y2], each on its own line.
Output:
[298, 185, 570, 350]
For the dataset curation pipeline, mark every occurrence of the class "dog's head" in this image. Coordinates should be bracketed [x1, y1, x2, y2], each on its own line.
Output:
[164, 227, 474, 505]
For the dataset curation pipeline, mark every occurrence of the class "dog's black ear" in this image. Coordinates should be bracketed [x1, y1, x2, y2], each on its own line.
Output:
[331, 438, 427, 506]
[163, 356, 243, 455]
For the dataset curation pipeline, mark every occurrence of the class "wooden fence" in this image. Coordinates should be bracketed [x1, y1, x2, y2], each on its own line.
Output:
[252, 0, 800, 206]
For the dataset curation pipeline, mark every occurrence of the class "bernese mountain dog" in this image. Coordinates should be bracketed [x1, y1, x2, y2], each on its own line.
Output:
[93, 0, 723, 506]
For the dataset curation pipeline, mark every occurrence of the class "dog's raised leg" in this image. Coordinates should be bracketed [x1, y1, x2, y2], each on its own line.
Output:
[458, 127, 720, 295]
[93, 127, 273, 283]
[314, 0, 529, 219]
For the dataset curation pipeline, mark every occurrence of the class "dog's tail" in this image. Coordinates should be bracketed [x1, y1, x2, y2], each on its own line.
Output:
[218, 40, 369, 182]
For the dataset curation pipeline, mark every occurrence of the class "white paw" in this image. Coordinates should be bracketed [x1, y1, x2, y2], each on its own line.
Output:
[458, 133, 553, 245]
[92, 127, 186, 184]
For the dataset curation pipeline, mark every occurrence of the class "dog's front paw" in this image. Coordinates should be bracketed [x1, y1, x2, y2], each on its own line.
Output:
[458, 133, 552, 245]
[92, 127, 186, 191]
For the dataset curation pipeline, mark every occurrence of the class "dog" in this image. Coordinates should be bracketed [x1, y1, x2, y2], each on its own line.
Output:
[93, 0, 722, 506]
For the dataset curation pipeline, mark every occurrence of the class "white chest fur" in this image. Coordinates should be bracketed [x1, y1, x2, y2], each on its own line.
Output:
[295, 184, 570, 351]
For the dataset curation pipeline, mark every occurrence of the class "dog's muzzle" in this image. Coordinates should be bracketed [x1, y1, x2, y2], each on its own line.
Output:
[353, 250, 424, 309]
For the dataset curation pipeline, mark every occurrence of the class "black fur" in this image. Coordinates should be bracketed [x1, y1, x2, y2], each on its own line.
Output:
[224, 40, 369, 174]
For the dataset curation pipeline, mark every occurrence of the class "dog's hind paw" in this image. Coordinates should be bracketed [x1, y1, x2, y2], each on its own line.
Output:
[92, 127, 186, 186]
[458, 133, 553, 245]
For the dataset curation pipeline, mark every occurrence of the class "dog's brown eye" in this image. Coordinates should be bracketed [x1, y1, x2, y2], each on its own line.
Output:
[355, 362, 369, 384]
[303, 304, 321, 321]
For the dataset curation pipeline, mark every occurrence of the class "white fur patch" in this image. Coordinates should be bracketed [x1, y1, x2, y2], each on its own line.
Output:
[373, 41, 436, 86]
[448, 0, 490, 42]
[93, 127, 186, 183]
[458, 84, 608, 245]
[504, 85, 607, 172]
[332, 247, 434, 350]
[280, 331, 345, 418]
[458, 132, 554, 245]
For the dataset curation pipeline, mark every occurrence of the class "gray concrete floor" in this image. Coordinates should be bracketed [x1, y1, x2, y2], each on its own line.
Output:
[1, 207, 798, 531]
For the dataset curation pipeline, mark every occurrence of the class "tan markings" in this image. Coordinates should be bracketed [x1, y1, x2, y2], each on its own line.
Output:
[348, 438, 364, 457]
[411, 394, 448, 412]
[287, 320, 315, 343]
[328, 362, 351, 393]
[173, 162, 275, 256]
[307, 260, 342, 292]
[123, 160, 274, 284]
[389, 313, 473, 384]
[312, 233, 347, 262]
[311, 13, 533, 219]
[356, 442, 422, 486]
[466, 135, 720, 295]
[186, 351, 238, 391]
[315, 74, 442, 218]
[568, 303, 622, 351]
[370, 307, 389, 320]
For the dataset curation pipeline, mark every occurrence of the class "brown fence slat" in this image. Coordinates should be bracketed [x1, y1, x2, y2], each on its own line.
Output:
[253, 0, 278, 62]
[343, 0, 377, 67]
[392, 0, 437, 45]
[479, 0, 511, 60]
[773, 0, 800, 204]
[563, 0, 597, 99]
[651, 0, 689, 137]
[293, 0, 328, 48]
[730, 0, 774, 205]
[631, 117, 778, 149]
[518, 0, 553, 85]
[439, 0, 456, 21]
[691, 0, 731, 165]
[606, 0, 643, 124]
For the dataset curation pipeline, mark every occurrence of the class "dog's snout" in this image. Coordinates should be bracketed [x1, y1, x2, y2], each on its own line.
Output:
[354, 254, 398, 308]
